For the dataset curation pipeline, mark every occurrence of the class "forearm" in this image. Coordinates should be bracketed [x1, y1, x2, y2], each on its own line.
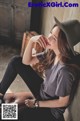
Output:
[22, 40, 34, 64]
[25, 96, 69, 108]
[39, 98, 69, 108]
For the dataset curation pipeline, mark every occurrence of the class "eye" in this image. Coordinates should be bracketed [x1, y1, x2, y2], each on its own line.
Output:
[51, 36, 57, 41]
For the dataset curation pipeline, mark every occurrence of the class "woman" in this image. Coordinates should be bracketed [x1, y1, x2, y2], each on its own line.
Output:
[0, 17, 80, 121]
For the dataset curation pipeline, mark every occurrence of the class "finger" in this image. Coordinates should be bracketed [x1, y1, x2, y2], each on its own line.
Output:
[42, 36, 50, 45]
[39, 41, 44, 48]
[39, 35, 49, 48]
[25, 100, 28, 103]
[40, 36, 47, 48]
[25, 103, 29, 107]
[25, 99, 28, 102]
[25, 101, 28, 105]
[25, 101, 29, 106]
[31, 35, 41, 42]
[39, 38, 46, 48]
[25, 99, 29, 104]
[38, 37, 46, 48]
[37, 41, 43, 47]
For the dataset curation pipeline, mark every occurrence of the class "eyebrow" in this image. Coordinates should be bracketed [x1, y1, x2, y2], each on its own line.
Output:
[53, 34, 57, 39]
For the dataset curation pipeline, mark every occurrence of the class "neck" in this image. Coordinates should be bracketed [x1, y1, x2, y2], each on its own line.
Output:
[54, 54, 61, 65]
[54, 49, 60, 56]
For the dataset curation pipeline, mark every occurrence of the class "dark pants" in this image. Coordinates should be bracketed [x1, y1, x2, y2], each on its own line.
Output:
[18, 106, 64, 121]
[0, 56, 43, 99]
[0, 56, 64, 121]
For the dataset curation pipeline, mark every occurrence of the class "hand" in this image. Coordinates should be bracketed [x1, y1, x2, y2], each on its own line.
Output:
[25, 99, 35, 108]
[30, 35, 50, 49]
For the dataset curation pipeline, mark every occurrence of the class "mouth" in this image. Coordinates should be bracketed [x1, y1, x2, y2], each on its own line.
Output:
[47, 42, 51, 46]
[45, 40, 51, 45]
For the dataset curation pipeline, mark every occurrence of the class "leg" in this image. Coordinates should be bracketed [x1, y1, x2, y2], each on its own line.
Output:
[18, 107, 52, 121]
[0, 56, 43, 99]
[18, 106, 65, 121]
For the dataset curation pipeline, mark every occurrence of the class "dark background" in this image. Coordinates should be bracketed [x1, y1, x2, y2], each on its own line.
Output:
[0, 0, 42, 48]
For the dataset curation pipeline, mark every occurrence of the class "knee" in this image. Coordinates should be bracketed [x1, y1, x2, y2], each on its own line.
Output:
[10, 55, 22, 66]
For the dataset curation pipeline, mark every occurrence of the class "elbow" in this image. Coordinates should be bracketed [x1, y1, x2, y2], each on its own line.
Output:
[62, 101, 69, 107]
[22, 58, 30, 65]
[59, 96, 70, 107]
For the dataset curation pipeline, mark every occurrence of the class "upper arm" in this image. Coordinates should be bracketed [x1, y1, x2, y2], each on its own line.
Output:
[55, 67, 75, 97]
[59, 95, 70, 106]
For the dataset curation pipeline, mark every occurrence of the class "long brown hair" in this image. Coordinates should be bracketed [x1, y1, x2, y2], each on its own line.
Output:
[36, 25, 78, 75]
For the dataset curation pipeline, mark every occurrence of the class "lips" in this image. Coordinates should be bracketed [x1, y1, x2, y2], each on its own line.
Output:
[44, 39, 50, 45]
[46, 41, 51, 45]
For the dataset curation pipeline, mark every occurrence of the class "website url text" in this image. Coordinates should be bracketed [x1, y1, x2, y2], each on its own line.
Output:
[28, 2, 79, 8]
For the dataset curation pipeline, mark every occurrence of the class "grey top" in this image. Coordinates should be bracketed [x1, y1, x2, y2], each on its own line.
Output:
[40, 61, 75, 98]
[37, 51, 75, 119]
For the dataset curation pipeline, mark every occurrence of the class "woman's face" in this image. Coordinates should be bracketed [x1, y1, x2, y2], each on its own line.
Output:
[47, 26, 60, 54]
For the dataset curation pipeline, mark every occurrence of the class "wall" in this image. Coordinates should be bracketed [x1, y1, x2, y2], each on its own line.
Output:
[0, 0, 32, 46]
[41, 0, 80, 53]
[41, 0, 80, 121]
